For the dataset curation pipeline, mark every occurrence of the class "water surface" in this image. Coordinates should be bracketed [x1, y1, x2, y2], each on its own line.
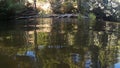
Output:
[0, 18, 120, 68]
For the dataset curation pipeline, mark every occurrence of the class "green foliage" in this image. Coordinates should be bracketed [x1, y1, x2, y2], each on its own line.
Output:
[50, 1, 75, 14]
[0, 0, 25, 19]
[89, 13, 96, 21]
[87, 0, 120, 21]
[37, 32, 48, 45]
[61, 2, 74, 13]
[89, 13, 96, 27]
[78, 14, 84, 21]
[49, 0, 60, 12]
[39, 10, 46, 17]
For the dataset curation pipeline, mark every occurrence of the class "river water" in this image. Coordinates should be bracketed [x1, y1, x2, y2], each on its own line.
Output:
[0, 18, 120, 68]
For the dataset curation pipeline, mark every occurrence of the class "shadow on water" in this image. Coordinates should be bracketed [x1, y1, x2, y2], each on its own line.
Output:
[0, 18, 120, 68]
[0, 20, 16, 31]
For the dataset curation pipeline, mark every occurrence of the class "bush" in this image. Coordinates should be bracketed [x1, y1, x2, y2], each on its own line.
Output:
[61, 2, 74, 13]
[89, 13, 96, 21]
[0, 0, 25, 20]
[89, 13, 96, 27]
[51, 2, 62, 14]
[51, 2, 74, 14]
[78, 13, 83, 21]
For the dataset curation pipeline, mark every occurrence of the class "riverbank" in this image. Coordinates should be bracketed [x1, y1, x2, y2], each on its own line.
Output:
[16, 13, 89, 20]
[15, 8, 119, 22]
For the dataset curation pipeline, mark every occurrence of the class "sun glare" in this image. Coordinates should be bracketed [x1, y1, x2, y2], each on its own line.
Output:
[27, 0, 34, 3]
[42, 3, 50, 10]
[116, 0, 120, 3]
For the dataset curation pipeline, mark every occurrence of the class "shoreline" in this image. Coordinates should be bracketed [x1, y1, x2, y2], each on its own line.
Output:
[16, 14, 88, 19]
[15, 14, 120, 22]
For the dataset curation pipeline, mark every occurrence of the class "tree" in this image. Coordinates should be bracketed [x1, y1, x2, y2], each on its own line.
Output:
[76, 0, 120, 21]
[88, 0, 120, 21]
[0, 0, 26, 20]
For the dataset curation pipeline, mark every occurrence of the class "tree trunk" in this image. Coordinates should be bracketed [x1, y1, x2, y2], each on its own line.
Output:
[34, 0, 36, 10]
[77, 0, 81, 13]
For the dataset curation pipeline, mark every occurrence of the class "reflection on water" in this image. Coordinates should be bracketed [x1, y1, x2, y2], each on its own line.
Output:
[0, 18, 120, 68]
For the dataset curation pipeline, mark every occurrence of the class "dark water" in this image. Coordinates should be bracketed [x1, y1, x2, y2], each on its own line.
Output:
[0, 18, 120, 68]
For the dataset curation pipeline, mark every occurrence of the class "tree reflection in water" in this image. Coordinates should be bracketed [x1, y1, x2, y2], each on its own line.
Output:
[0, 18, 120, 68]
